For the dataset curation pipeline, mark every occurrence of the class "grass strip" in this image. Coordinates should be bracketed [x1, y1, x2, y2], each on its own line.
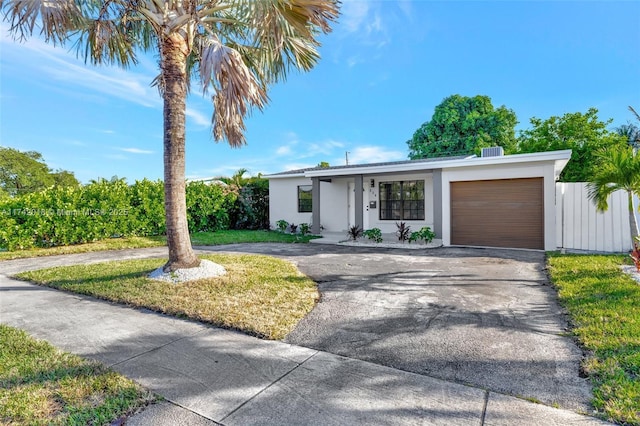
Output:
[0, 325, 154, 425]
[547, 253, 640, 425]
[15, 254, 319, 340]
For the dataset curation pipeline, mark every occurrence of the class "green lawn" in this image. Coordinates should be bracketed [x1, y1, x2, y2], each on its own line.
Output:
[16, 253, 319, 340]
[0, 230, 318, 261]
[0, 325, 154, 425]
[547, 253, 640, 425]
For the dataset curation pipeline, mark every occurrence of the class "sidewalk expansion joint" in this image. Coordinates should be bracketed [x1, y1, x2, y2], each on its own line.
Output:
[218, 350, 319, 423]
[108, 328, 208, 368]
[480, 390, 489, 425]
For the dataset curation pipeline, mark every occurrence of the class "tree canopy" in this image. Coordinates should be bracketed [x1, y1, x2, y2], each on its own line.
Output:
[516, 108, 627, 182]
[407, 94, 518, 159]
[0, 147, 79, 196]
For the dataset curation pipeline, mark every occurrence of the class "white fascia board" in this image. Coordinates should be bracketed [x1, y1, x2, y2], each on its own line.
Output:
[266, 173, 307, 179]
[302, 149, 573, 178]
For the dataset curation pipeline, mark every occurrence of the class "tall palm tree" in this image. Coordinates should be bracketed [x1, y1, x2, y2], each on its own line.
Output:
[2, 0, 339, 271]
[588, 145, 640, 246]
[616, 123, 640, 149]
[618, 106, 640, 149]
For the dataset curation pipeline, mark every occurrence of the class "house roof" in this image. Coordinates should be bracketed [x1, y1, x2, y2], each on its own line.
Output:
[267, 150, 572, 179]
[267, 155, 473, 177]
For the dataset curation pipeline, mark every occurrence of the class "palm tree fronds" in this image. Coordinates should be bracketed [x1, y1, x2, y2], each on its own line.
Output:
[2, 0, 83, 44]
[630, 106, 640, 123]
[248, 0, 339, 83]
[200, 35, 268, 147]
[588, 145, 640, 212]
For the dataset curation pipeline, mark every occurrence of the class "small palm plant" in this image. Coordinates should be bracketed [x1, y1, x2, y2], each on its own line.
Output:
[347, 225, 363, 241]
[587, 144, 640, 248]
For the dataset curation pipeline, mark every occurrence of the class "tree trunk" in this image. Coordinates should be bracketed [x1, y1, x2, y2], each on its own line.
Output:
[160, 32, 200, 272]
[629, 191, 640, 248]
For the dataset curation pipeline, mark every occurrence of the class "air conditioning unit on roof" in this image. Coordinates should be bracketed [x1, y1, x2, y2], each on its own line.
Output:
[481, 146, 504, 157]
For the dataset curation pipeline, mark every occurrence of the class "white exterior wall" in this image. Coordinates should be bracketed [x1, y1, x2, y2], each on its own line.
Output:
[268, 176, 350, 231]
[556, 182, 637, 252]
[268, 177, 313, 228]
[441, 161, 558, 251]
[365, 173, 434, 234]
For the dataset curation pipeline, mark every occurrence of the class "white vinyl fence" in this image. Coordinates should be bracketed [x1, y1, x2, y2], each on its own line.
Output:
[556, 182, 639, 253]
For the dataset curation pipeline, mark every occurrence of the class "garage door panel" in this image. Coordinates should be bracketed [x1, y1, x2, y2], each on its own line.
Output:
[451, 178, 544, 249]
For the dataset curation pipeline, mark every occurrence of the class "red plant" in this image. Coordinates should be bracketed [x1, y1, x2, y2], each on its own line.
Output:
[631, 241, 640, 272]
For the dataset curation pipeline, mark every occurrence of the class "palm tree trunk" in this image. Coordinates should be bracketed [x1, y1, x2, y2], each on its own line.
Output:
[629, 191, 640, 247]
[161, 32, 200, 272]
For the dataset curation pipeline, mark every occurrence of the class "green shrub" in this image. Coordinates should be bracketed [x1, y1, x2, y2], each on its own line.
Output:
[275, 220, 289, 232]
[0, 179, 238, 251]
[186, 181, 237, 232]
[129, 179, 165, 235]
[299, 223, 310, 236]
[363, 228, 383, 243]
[230, 178, 269, 230]
[409, 226, 436, 244]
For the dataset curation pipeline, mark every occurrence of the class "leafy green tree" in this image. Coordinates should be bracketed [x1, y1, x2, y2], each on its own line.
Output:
[587, 145, 640, 245]
[317, 161, 330, 168]
[2, 0, 338, 271]
[0, 147, 78, 196]
[407, 94, 518, 159]
[52, 170, 81, 189]
[517, 108, 627, 182]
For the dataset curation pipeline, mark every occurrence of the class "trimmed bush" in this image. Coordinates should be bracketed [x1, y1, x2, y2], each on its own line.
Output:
[0, 179, 237, 250]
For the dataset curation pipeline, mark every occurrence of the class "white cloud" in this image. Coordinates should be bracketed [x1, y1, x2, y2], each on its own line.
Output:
[340, 1, 371, 33]
[118, 147, 154, 154]
[276, 145, 292, 156]
[186, 107, 211, 127]
[341, 146, 405, 165]
[0, 30, 160, 107]
[275, 133, 345, 160]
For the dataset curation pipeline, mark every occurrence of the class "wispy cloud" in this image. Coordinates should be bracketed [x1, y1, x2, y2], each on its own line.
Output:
[340, 1, 371, 33]
[186, 107, 211, 127]
[341, 146, 405, 165]
[118, 147, 154, 154]
[276, 145, 293, 156]
[275, 132, 344, 159]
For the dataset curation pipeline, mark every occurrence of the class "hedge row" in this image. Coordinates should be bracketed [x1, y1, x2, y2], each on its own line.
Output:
[0, 179, 239, 250]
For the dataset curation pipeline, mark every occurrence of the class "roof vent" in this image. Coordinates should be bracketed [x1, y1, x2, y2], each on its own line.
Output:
[481, 146, 504, 157]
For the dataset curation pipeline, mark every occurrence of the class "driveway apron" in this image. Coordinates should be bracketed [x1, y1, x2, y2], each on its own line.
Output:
[199, 244, 593, 413]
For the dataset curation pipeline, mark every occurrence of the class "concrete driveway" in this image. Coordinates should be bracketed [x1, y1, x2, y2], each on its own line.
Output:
[1, 243, 594, 417]
[202, 244, 592, 413]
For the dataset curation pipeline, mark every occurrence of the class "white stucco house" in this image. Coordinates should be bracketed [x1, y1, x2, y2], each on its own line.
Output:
[267, 148, 572, 251]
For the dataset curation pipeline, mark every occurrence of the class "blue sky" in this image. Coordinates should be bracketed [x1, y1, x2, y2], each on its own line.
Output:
[1, 1, 639, 183]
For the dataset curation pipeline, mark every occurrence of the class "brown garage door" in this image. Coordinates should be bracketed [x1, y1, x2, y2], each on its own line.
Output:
[450, 178, 544, 249]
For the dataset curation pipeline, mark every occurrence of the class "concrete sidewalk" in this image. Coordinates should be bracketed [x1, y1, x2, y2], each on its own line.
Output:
[0, 254, 610, 425]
